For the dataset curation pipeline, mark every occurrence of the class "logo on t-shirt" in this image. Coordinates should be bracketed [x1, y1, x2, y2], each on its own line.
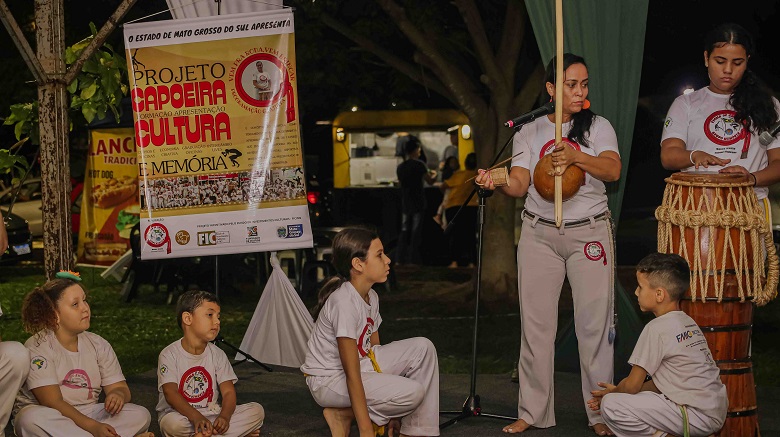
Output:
[30, 355, 47, 370]
[584, 241, 607, 265]
[357, 317, 375, 357]
[179, 366, 214, 406]
[676, 329, 702, 343]
[540, 138, 580, 158]
[62, 369, 94, 399]
[160, 364, 168, 375]
[704, 110, 745, 146]
[540, 139, 587, 183]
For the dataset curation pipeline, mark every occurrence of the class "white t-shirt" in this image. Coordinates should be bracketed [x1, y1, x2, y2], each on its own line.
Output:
[661, 87, 780, 200]
[629, 311, 727, 423]
[511, 115, 620, 220]
[300, 282, 382, 377]
[253, 71, 270, 100]
[156, 339, 238, 418]
[15, 330, 125, 412]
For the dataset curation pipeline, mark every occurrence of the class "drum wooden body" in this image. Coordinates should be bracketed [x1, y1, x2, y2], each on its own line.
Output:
[659, 172, 760, 436]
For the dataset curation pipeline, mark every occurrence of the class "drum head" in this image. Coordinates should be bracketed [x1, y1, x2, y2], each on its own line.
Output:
[670, 171, 750, 184]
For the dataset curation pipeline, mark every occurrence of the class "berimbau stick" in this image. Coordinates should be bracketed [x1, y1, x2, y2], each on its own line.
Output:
[554, 0, 564, 227]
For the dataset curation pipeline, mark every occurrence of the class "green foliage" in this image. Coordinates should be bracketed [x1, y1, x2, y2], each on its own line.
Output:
[0, 145, 31, 186]
[65, 22, 129, 124]
[2, 102, 39, 146]
[0, 23, 128, 178]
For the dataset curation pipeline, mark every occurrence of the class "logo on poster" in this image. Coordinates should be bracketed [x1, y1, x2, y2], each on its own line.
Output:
[197, 231, 231, 246]
[277, 224, 303, 239]
[175, 230, 191, 245]
[246, 226, 261, 243]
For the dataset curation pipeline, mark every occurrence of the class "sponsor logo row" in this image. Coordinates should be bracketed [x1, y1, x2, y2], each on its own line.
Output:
[159, 223, 305, 248]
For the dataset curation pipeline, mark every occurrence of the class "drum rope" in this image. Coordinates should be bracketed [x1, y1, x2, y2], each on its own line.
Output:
[655, 177, 778, 305]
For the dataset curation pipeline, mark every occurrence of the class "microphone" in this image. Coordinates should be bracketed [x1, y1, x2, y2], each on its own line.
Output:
[504, 101, 555, 128]
[759, 120, 780, 146]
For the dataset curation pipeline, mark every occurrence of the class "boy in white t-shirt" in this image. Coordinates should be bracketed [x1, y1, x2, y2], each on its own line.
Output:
[157, 290, 264, 437]
[588, 253, 727, 436]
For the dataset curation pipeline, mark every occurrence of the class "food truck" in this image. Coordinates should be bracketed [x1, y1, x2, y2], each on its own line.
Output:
[328, 109, 474, 263]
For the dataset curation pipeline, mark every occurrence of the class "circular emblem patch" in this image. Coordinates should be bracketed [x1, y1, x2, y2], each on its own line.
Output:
[704, 110, 745, 146]
[584, 241, 607, 265]
[175, 230, 190, 245]
[30, 356, 47, 370]
[144, 223, 171, 254]
[179, 366, 214, 404]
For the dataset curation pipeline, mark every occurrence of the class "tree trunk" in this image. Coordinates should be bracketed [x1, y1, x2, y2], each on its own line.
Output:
[469, 115, 522, 301]
[36, 0, 72, 278]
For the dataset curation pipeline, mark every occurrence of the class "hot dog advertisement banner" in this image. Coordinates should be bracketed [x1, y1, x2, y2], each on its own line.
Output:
[78, 128, 140, 266]
[124, 9, 312, 260]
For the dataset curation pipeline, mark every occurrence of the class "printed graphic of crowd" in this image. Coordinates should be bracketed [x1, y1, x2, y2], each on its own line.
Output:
[139, 166, 306, 210]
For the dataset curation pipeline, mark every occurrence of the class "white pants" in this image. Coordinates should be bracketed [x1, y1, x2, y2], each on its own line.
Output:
[306, 337, 440, 436]
[158, 402, 264, 437]
[601, 392, 722, 437]
[0, 342, 29, 437]
[516, 215, 615, 427]
[14, 403, 151, 437]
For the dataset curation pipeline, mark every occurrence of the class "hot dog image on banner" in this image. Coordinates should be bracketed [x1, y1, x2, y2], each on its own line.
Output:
[78, 128, 141, 265]
[123, 9, 312, 259]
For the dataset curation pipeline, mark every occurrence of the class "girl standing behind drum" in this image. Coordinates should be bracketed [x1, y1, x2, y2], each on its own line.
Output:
[476, 53, 621, 435]
[660, 23, 780, 204]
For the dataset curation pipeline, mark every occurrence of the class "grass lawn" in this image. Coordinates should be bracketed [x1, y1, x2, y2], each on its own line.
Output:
[2, 262, 780, 387]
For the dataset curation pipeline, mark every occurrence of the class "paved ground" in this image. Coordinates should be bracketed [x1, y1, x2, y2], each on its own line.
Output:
[110, 364, 779, 437]
[4, 359, 780, 437]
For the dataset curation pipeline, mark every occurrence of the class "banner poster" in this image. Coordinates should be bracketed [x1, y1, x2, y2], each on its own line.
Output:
[78, 128, 140, 266]
[123, 9, 312, 260]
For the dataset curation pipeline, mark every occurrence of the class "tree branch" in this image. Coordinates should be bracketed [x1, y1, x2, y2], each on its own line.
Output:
[496, 0, 526, 84]
[374, 0, 484, 111]
[452, 0, 507, 96]
[318, 11, 453, 101]
[0, 0, 46, 83]
[511, 61, 544, 113]
[414, 51, 485, 115]
[63, 0, 138, 85]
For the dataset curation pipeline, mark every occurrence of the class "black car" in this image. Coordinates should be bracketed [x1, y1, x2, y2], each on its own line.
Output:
[1, 208, 33, 264]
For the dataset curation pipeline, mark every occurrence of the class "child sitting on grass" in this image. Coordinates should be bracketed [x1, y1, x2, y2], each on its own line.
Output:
[588, 253, 727, 436]
[157, 290, 264, 437]
[14, 272, 154, 437]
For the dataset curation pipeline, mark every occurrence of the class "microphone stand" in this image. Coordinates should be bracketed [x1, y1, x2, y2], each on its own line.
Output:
[212, 334, 273, 372]
[440, 123, 528, 429]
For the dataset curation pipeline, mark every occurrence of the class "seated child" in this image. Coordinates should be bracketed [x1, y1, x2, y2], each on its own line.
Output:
[1, 302, 30, 437]
[588, 253, 727, 437]
[13, 272, 153, 437]
[157, 290, 264, 437]
[300, 227, 440, 437]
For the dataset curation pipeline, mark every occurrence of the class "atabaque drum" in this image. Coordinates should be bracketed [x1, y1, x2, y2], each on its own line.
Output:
[655, 171, 778, 437]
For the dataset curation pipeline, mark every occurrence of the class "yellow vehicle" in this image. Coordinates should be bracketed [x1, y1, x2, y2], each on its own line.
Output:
[326, 109, 474, 264]
[332, 109, 474, 188]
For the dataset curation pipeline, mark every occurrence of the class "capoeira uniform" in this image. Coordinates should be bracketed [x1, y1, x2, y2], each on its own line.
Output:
[662, 87, 780, 201]
[157, 340, 264, 437]
[253, 70, 271, 101]
[511, 115, 619, 428]
[13, 330, 151, 437]
[601, 311, 727, 436]
[301, 281, 440, 436]
[0, 304, 29, 437]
